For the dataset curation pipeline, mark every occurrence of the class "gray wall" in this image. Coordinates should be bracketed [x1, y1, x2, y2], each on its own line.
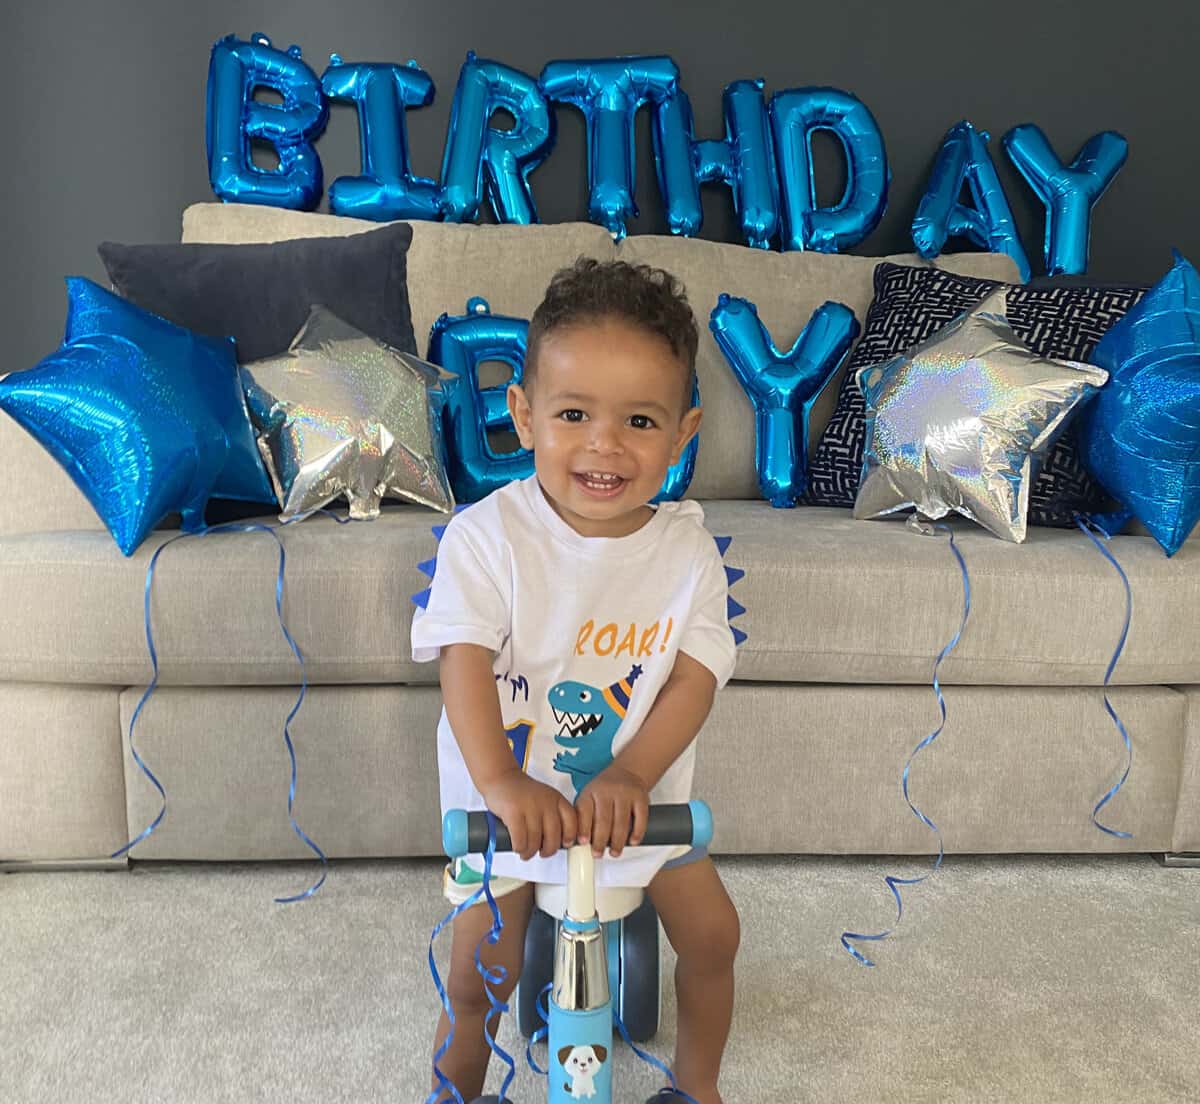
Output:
[4, 0, 1197, 371]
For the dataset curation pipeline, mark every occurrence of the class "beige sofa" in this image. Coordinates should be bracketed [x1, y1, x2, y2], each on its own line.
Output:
[3, 203, 1198, 871]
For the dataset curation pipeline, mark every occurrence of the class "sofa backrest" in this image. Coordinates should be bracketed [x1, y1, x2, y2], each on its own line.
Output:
[0, 206, 1020, 539]
[181, 203, 1018, 502]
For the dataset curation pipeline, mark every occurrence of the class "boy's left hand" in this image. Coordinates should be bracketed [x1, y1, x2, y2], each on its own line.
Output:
[576, 765, 650, 858]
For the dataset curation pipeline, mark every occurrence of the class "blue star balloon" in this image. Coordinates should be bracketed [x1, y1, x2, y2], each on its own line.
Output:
[0, 278, 274, 555]
[1079, 251, 1200, 555]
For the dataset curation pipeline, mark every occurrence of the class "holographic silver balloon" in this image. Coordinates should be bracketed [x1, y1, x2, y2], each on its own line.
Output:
[853, 287, 1109, 542]
[241, 306, 455, 520]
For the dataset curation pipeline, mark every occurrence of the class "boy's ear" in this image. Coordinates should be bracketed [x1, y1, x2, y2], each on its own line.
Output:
[507, 383, 535, 450]
[669, 405, 703, 464]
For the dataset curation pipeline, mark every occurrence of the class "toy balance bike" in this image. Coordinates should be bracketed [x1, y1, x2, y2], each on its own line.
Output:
[442, 800, 713, 1104]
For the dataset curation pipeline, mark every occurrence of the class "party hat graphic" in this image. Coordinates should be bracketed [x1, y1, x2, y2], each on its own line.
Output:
[601, 663, 643, 719]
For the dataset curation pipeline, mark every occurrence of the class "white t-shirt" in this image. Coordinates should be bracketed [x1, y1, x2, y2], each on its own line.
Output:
[410, 474, 738, 887]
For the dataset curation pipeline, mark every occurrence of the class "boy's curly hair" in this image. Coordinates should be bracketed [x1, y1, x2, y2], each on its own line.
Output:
[525, 258, 698, 406]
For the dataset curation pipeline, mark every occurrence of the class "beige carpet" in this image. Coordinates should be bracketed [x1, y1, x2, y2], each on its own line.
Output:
[2, 854, 1197, 1102]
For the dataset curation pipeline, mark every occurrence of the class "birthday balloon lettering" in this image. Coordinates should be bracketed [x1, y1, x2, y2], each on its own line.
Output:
[206, 33, 1127, 269]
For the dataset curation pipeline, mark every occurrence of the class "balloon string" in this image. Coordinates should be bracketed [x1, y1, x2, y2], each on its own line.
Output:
[111, 510, 353, 901]
[474, 811, 518, 1099]
[425, 814, 513, 1104]
[525, 981, 552, 1076]
[841, 524, 971, 967]
[1076, 516, 1134, 840]
[613, 1007, 701, 1104]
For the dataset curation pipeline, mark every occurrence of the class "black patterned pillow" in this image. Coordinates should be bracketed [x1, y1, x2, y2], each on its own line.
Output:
[805, 263, 1147, 526]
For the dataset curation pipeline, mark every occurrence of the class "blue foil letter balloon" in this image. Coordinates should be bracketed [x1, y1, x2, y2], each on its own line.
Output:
[206, 34, 328, 209]
[911, 120, 1031, 282]
[1079, 251, 1200, 555]
[655, 80, 781, 249]
[769, 87, 889, 253]
[1002, 124, 1128, 276]
[539, 56, 683, 239]
[428, 299, 699, 502]
[321, 56, 441, 221]
[710, 295, 860, 506]
[440, 52, 555, 224]
[428, 299, 533, 502]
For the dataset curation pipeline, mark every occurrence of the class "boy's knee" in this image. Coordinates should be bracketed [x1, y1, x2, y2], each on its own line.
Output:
[446, 960, 521, 1015]
[678, 901, 739, 969]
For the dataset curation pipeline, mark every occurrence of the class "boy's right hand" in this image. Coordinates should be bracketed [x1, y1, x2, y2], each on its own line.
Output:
[478, 769, 578, 862]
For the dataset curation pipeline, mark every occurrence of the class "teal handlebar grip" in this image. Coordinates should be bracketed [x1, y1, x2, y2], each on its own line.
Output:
[442, 801, 712, 857]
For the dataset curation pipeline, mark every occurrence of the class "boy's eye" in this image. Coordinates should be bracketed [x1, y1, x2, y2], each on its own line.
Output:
[558, 409, 586, 422]
[629, 414, 657, 430]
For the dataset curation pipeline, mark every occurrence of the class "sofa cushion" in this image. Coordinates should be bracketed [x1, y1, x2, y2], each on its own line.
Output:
[113, 682, 1185, 860]
[179, 203, 620, 360]
[806, 262, 1148, 525]
[0, 683, 128, 862]
[0, 503, 1196, 688]
[99, 223, 418, 362]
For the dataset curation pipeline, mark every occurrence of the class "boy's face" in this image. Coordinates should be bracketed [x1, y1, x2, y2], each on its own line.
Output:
[507, 317, 702, 538]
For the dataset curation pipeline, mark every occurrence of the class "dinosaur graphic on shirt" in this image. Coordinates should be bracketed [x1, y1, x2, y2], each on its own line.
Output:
[551, 664, 643, 796]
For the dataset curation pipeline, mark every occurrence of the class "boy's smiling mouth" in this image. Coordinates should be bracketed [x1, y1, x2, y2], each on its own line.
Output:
[573, 470, 628, 497]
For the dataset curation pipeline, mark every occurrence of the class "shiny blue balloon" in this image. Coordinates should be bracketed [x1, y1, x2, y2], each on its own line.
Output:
[1002, 124, 1128, 276]
[911, 120, 1031, 283]
[653, 374, 701, 504]
[0, 279, 274, 555]
[539, 56, 682, 239]
[64, 280, 274, 509]
[427, 298, 699, 503]
[655, 80, 780, 249]
[1079, 251, 1200, 556]
[710, 295, 860, 506]
[769, 87, 890, 253]
[441, 52, 554, 224]
[206, 33, 328, 210]
[428, 298, 533, 502]
[322, 56, 441, 221]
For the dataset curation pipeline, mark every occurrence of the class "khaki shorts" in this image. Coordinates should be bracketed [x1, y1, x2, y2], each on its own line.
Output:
[442, 844, 708, 907]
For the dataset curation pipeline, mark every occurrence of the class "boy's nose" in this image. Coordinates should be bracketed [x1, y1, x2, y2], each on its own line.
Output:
[587, 423, 623, 454]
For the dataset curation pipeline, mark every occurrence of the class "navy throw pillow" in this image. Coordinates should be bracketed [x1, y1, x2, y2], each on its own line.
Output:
[99, 223, 417, 363]
[805, 262, 1146, 527]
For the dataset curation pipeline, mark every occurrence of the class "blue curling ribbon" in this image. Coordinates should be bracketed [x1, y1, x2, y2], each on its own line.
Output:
[841, 524, 970, 967]
[1076, 517, 1134, 840]
[110, 530, 194, 860]
[425, 811, 513, 1104]
[525, 980, 552, 1075]
[613, 1008, 701, 1104]
[474, 810, 518, 1100]
[111, 516, 342, 904]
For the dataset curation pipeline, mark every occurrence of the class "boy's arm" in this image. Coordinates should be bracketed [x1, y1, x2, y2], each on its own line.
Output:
[577, 651, 716, 857]
[439, 643, 522, 790]
[612, 651, 717, 792]
[440, 643, 578, 859]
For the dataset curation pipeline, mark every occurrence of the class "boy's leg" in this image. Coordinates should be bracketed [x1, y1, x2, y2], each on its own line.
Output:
[645, 856, 740, 1104]
[429, 882, 535, 1102]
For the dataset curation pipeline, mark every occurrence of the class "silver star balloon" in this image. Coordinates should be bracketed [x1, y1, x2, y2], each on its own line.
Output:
[241, 306, 455, 520]
[853, 286, 1109, 542]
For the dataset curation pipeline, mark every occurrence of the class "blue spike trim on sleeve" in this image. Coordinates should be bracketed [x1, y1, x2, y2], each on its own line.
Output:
[714, 533, 748, 647]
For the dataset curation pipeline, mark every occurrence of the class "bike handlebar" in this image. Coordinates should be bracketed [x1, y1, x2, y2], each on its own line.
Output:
[441, 800, 713, 859]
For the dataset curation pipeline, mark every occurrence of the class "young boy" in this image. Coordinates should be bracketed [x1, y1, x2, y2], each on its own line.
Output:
[411, 258, 740, 1104]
